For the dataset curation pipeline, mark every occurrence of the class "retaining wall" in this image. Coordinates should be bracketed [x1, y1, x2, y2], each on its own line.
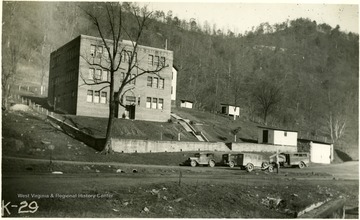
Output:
[110, 139, 298, 153]
[111, 139, 229, 153]
[224, 142, 297, 153]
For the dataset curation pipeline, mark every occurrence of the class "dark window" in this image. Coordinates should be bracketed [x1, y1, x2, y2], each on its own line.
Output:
[147, 76, 152, 87]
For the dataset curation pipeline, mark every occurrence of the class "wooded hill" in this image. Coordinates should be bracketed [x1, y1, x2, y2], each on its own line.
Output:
[2, 2, 358, 151]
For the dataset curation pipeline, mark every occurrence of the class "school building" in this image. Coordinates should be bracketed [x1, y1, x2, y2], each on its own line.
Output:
[48, 35, 174, 122]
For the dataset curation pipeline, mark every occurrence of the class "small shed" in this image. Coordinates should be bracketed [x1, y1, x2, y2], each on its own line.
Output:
[298, 138, 333, 164]
[180, 100, 193, 109]
[220, 103, 240, 119]
[258, 126, 298, 147]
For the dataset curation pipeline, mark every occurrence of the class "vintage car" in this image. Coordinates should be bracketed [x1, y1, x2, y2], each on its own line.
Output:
[269, 152, 309, 169]
[222, 153, 272, 172]
[187, 152, 216, 167]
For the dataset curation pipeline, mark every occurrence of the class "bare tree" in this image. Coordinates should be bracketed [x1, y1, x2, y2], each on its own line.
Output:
[81, 2, 167, 154]
[252, 81, 282, 124]
[2, 2, 24, 108]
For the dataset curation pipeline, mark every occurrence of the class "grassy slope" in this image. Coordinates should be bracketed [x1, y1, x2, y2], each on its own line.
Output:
[64, 115, 198, 142]
[172, 107, 260, 142]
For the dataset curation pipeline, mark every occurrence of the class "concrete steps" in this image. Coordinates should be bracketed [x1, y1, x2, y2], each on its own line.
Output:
[171, 113, 209, 142]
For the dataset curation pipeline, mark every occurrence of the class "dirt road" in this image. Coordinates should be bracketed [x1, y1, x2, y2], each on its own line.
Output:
[2, 158, 358, 218]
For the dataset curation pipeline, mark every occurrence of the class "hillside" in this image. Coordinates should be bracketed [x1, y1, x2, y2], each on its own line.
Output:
[2, 2, 358, 156]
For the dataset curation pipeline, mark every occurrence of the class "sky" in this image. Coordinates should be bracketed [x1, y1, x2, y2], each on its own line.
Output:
[137, 0, 359, 34]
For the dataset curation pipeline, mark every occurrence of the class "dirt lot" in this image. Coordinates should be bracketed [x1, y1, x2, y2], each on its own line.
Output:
[2, 157, 359, 218]
[2, 109, 359, 218]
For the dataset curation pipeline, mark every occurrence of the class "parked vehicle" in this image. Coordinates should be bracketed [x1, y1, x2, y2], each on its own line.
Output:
[222, 153, 272, 172]
[187, 152, 216, 167]
[269, 152, 309, 169]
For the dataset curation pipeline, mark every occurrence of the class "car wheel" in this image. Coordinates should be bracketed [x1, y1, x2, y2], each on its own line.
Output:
[299, 161, 306, 169]
[261, 162, 269, 169]
[229, 161, 235, 168]
[209, 160, 215, 167]
[246, 163, 254, 172]
[190, 160, 197, 167]
[268, 165, 274, 173]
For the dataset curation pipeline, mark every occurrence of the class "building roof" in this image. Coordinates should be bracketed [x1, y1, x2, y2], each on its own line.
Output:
[172, 65, 179, 71]
[258, 126, 298, 132]
[180, 99, 193, 103]
[220, 103, 240, 107]
[79, 34, 173, 53]
[297, 138, 333, 145]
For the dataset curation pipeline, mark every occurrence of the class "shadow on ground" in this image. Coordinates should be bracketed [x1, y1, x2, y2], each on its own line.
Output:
[335, 149, 353, 162]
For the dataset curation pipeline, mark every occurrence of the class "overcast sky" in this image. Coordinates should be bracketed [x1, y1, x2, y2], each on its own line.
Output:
[138, 0, 359, 34]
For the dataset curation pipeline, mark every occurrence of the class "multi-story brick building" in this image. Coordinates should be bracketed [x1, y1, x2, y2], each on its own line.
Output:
[48, 35, 173, 122]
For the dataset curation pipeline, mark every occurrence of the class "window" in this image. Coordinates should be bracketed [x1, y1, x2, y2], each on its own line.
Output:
[159, 99, 164, 109]
[159, 78, 164, 89]
[134, 52, 137, 63]
[88, 68, 95, 79]
[130, 74, 136, 84]
[284, 132, 287, 137]
[137, 97, 140, 105]
[127, 51, 132, 62]
[171, 86, 173, 95]
[152, 98, 158, 109]
[154, 56, 159, 66]
[94, 91, 100, 103]
[147, 76, 152, 87]
[97, 46, 103, 56]
[146, 97, 151, 108]
[87, 90, 93, 102]
[103, 48, 108, 59]
[102, 70, 108, 81]
[100, 92, 107, 104]
[160, 57, 166, 66]
[152, 77, 158, 88]
[90, 45, 96, 57]
[95, 69, 102, 80]
[121, 51, 126, 62]
[148, 55, 153, 66]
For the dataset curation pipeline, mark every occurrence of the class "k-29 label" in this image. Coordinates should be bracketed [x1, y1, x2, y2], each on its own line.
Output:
[2, 200, 39, 216]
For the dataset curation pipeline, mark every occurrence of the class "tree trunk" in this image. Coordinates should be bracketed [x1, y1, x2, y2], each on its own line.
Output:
[102, 102, 115, 154]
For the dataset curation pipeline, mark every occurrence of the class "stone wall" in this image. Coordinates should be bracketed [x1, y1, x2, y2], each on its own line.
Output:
[111, 139, 230, 153]
[110, 138, 297, 153]
[231, 142, 297, 153]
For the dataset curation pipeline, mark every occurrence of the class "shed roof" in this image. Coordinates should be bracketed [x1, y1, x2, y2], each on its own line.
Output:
[220, 103, 240, 107]
[258, 126, 298, 133]
[297, 138, 333, 145]
[180, 99, 193, 103]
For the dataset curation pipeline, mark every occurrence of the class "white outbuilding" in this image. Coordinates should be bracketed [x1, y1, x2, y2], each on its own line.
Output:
[180, 100, 193, 109]
[258, 126, 298, 147]
[220, 103, 240, 119]
[298, 138, 334, 164]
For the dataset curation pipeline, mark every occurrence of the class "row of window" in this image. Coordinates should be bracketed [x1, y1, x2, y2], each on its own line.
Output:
[87, 90, 107, 104]
[148, 55, 166, 67]
[147, 76, 164, 89]
[88, 68, 109, 81]
[120, 72, 136, 85]
[90, 45, 138, 63]
[146, 97, 164, 110]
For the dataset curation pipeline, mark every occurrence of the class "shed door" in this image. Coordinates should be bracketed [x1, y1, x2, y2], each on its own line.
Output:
[263, 130, 268, 143]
